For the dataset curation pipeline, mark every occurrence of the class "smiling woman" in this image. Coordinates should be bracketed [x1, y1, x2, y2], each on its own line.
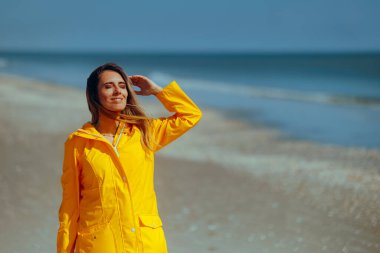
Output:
[56, 62, 202, 253]
[97, 70, 129, 112]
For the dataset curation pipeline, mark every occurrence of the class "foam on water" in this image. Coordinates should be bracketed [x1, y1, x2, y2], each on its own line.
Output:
[150, 71, 380, 107]
[0, 57, 8, 68]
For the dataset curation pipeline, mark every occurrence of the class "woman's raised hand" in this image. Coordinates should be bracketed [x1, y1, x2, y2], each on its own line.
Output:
[129, 75, 163, 96]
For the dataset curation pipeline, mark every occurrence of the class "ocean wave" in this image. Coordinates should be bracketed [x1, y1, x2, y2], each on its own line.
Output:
[148, 71, 380, 107]
[0, 58, 8, 68]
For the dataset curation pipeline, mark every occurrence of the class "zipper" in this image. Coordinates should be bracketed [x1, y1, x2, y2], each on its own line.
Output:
[113, 123, 125, 157]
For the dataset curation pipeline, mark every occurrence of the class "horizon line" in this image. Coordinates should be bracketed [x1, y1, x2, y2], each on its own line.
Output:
[1, 48, 380, 55]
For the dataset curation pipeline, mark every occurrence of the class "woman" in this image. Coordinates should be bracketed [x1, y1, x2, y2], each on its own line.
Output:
[57, 63, 202, 253]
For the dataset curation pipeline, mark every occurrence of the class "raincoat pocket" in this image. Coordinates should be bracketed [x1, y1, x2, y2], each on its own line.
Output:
[76, 223, 116, 253]
[138, 215, 167, 253]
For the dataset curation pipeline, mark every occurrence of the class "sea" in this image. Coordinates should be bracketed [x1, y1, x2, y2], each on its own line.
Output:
[0, 51, 379, 148]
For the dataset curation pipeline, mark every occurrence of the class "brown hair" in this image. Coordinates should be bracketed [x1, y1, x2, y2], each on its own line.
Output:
[86, 62, 155, 151]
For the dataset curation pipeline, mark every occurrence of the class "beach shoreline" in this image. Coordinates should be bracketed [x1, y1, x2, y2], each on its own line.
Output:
[0, 74, 379, 253]
[2, 51, 380, 148]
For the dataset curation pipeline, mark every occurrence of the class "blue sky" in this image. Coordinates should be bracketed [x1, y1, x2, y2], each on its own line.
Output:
[1, 0, 379, 52]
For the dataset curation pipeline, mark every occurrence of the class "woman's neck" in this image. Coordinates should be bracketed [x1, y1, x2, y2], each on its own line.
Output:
[95, 112, 120, 135]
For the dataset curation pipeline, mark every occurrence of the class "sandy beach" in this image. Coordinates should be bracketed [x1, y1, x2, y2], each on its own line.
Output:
[0, 74, 380, 253]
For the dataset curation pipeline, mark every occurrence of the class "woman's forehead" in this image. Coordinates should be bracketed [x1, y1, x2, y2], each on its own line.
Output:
[99, 70, 125, 83]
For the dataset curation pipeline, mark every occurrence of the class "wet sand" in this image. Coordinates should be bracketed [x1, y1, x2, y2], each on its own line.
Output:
[0, 74, 379, 253]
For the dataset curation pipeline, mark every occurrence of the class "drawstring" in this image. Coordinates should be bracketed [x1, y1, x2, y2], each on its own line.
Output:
[113, 122, 125, 157]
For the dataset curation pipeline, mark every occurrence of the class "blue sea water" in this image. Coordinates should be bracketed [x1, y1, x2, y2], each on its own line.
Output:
[0, 52, 379, 148]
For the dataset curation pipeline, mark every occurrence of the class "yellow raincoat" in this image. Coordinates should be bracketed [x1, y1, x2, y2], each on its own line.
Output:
[57, 81, 202, 253]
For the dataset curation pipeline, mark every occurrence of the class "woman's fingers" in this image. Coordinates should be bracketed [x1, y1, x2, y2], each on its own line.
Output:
[130, 75, 147, 87]
[129, 75, 158, 96]
[130, 75, 146, 82]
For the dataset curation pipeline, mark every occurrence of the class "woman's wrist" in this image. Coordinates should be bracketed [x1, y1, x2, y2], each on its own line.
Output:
[152, 86, 163, 95]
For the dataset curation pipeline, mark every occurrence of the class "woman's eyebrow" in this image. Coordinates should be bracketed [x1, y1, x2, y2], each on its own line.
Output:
[103, 81, 126, 85]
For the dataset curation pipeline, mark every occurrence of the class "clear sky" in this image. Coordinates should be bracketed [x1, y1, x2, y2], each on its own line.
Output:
[1, 0, 379, 53]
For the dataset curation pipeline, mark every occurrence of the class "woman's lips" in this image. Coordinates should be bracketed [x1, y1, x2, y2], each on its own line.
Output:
[111, 97, 123, 101]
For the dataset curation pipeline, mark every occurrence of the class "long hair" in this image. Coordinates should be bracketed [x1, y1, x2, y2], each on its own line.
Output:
[86, 62, 155, 151]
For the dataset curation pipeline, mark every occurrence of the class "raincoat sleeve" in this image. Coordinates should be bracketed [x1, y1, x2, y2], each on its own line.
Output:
[57, 134, 80, 253]
[151, 80, 202, 152]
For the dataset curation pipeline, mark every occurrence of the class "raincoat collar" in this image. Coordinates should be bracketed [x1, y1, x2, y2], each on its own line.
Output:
[72, 121, 133, 157]
[73, 121, 135, 140]
[73, 121, 104, 140]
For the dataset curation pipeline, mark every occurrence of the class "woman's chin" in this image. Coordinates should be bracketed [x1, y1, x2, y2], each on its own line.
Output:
[104, 105, 126, 112]
[103, 108, 123, 113]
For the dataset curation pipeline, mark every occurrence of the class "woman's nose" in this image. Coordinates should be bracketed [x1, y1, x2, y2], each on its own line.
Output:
[113, 86, 121, 94]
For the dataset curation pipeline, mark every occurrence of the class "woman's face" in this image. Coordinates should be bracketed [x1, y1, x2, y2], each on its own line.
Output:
[97, 70, 128, 112]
